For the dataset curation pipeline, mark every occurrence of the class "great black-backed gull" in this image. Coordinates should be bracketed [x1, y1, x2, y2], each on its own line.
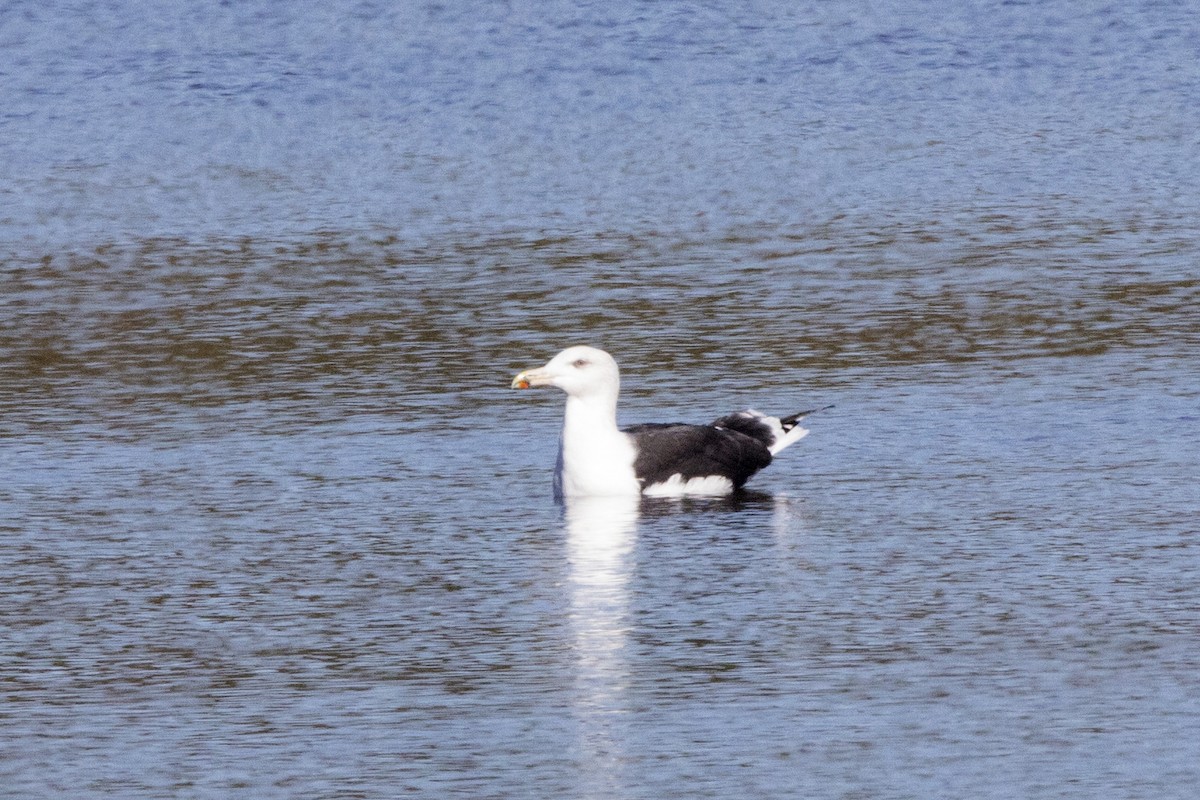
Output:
[511, 345, 824, 499]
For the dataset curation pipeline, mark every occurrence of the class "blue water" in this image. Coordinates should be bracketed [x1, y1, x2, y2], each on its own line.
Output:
[3, 2, 1200, 798]
[4, 0, 1199, 246]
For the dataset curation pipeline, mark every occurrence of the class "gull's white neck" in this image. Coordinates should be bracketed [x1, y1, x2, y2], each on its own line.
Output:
[555, 391, 639, 499]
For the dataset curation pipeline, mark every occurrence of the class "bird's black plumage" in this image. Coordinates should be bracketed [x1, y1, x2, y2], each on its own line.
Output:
[624, 422, 773, 491]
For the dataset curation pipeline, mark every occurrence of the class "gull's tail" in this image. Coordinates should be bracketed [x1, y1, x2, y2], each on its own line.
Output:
[711, 405, 834, 456]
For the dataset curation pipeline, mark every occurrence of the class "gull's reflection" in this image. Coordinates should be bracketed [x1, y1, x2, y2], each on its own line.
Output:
[563, 494, 639, 796]
[561, 490, 798, 793]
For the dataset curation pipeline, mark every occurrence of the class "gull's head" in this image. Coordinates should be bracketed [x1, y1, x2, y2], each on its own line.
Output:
[511, 345, 620, 399]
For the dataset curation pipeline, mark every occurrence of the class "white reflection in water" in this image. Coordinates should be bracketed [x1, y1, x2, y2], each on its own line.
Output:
[769, 492, 804, 547]
[563, 494, 639, 797]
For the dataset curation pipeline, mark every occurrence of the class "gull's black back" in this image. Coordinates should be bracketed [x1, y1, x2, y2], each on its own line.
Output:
[623, 423, 773, 490]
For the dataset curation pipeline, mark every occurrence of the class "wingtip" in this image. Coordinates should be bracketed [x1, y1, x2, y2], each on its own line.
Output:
[780, 404, 834, 428]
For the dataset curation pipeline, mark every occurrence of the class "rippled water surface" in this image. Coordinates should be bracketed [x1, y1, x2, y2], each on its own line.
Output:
[4, 1, 1200, 798]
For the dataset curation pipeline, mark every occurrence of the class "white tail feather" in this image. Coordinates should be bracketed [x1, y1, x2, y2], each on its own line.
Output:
[768, 423, 809, 455]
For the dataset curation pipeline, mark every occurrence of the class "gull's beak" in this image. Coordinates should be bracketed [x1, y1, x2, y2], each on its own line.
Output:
[511, 366, 554, 389]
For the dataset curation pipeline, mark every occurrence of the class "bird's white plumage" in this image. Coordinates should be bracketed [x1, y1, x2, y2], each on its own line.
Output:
[513, 346, 640, 499]
[641, 474, 735, 497]
[554, 402, 640, 498]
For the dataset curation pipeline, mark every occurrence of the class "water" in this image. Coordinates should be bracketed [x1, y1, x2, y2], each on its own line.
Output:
[3, 1, 1200, 798]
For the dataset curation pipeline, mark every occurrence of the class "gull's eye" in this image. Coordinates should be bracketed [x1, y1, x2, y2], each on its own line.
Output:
[572, 358, 589, 368]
